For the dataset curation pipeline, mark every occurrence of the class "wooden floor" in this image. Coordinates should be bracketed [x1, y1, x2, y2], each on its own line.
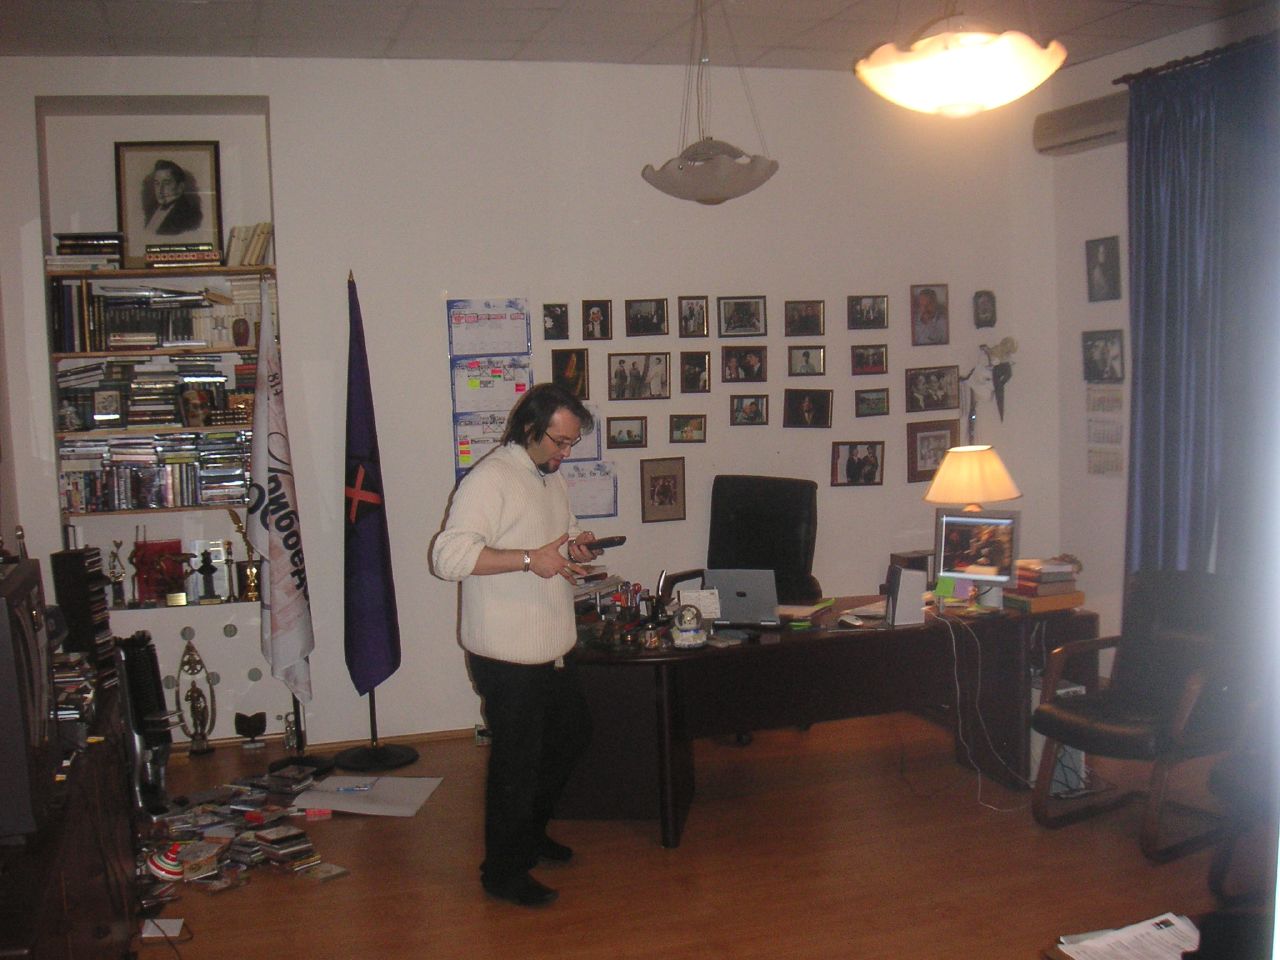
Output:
[150, 713, 1231, 959]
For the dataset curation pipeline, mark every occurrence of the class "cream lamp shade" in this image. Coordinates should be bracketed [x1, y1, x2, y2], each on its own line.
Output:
[855, 16, 1066, 118]
[923, 444, 1022, 511]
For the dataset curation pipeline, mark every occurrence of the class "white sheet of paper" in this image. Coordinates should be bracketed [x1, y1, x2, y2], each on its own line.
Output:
[294, 776, 442, 817]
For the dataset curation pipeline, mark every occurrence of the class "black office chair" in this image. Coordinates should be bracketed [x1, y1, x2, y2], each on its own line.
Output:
[1030, 571, 1252, 862]
[706, 474, 822, 604]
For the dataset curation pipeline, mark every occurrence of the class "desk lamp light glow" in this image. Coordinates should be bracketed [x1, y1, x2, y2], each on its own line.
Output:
[925, 445, 1022, 609]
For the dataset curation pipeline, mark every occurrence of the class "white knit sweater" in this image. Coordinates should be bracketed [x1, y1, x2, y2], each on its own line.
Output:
[431, 443, 581, 664]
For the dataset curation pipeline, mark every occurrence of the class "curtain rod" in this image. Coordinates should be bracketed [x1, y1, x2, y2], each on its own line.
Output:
[1113, 30, 1276, 86]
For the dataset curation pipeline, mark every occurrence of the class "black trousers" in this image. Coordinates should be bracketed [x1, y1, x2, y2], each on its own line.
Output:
[467, 652, 592, 882]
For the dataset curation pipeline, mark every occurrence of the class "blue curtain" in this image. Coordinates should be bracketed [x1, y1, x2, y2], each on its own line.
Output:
[1125, 35, 1280, 585]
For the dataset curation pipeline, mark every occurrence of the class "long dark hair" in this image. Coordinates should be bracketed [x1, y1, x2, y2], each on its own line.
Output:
[501, 382, 594, 447]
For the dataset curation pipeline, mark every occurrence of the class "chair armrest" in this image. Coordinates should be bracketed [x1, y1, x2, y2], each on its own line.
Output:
[1165, 668, 1208, 745]
[1039, 633, 1120, 704]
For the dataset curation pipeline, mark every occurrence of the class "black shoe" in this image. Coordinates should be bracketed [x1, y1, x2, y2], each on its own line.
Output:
[536, 837, 574, 864]
[482, 872, 558, 907]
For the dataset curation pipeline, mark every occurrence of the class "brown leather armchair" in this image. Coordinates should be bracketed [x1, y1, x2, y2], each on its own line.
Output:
[1029, 571, 1251, 862]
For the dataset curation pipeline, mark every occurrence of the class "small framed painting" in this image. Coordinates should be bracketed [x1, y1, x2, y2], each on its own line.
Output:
[730, 394, 768, 425]
[851, 344, 888, 376]
[640, 456, 686, 523]
[717, 295, 767, 337]
[782, 388, 832, 428]
[583, 300, 612, 340]
[551, 348, 589, 400]
[855, 388, 889, 418]
[909, 284, 949, 346]
[904, 365, 960, 412]
[722, 345, 767, 382]
[848, 295, 887, 330]
[906, 419, 959, 483]
[832, 442, 884, 487]
[678, 296, 709, 337]
[669, 414, 706, 443]
[542, 303, 569, 340]
[679, 351, 711, 393]
[625, 298, 668, 336]
[606, 416, 647, 449]
[788, 345, 824, 376]
[784, 300, 824, 336]
[607, 352, 671, 400]
[115, 140, 223, 268]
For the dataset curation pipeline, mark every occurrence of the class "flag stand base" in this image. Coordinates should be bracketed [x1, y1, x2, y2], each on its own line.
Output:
[333, 687, 419, 771]
[334, 742, 418, 771]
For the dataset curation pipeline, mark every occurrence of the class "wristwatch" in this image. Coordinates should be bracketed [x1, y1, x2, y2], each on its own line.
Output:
[522, 550, 532, 573]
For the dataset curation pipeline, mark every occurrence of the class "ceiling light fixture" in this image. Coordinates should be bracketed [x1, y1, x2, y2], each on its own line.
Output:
[642, 0, 778, 205]
[854, 3, 1066, 118]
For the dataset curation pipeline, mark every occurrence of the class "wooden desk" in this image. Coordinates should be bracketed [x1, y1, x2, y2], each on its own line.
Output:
[559, 601, 1098, 847]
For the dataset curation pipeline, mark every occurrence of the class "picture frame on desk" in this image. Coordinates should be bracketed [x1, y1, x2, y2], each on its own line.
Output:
[640, 456, 685, 523]
[114, 140, 223, 269]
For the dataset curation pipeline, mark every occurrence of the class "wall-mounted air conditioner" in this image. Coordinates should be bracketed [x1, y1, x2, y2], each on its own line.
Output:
[1033, 90, 1129, 156]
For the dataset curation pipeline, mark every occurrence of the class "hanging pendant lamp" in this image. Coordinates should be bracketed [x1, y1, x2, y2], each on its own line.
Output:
[642, 0, 778, 204]
[855, 6, 1066, 118]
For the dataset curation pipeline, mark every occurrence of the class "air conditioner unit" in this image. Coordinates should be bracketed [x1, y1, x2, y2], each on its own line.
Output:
[1032, 90, 1129, 156]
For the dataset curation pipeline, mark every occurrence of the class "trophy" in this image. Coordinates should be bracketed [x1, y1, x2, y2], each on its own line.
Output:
[226, 509, 259, 602]
[108, 540, 127, 608]
[168, 632, 218, 756]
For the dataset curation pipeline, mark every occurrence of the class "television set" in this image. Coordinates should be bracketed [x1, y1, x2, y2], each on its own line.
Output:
[0, 559, 60, 843]
[934, 508, 1020, 608]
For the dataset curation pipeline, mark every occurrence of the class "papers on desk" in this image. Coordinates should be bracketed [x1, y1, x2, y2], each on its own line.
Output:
[777, 598, 835, 620]
[1055, 913, 1198, 959]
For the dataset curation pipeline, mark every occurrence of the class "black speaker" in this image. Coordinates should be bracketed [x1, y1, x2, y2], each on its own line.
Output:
[115, 631, 174, 815]
[0, 560, 59, 843]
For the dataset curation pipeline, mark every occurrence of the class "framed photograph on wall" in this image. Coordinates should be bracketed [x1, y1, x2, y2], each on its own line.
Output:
[1082, 329, 1125, 382]
[730, 394, 768, 425]
[788, 345, 824, 376]
[831, 441, 885, 487]
[784, 300, 824, 336]
[606, 352, 671, 399]
[717, 295, 767, 337]
[583, 299, 612, 340]
[640, 456, 686, 523]
[678, 296, 709, 337]
[625, 298, 668, 336]
[909, 284, 949, 346]
[851, 344, 888, 375]
[551, 348, 589, 400]
[848, 295, 888, 330]
[1086, 236, 1122, 302]
[783, 388, 833, 428]
[904, 364, 960, 412]
[669, 414, 706, 443]
[973, 290, 996, 329]
[606, 416, 647, 448]
[542, 303, 569, 340]
[906, 419, 959, 483]
[679, 351, 711, 393]
[115, 140, 223, 268]
[722, 345, 767, 382]
[855, 387, 889, 418]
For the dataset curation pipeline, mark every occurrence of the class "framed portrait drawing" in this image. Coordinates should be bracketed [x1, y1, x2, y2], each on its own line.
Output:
[851, 344, 888, 376]
[679, 351, 711, 393]
[625, 298, 668, 336]
[721, 345, 767, 382]
[906, 419, 959, 483]
[115, 140, 223, 268]
[855, 387, 890, 418]
[1082, 330, 1125, 382]
[848, 295, 888, 330]
[909, 284, 949, 346]
[788, 345, 824, 376]
[904, 365, 960, 412]
[669, 414, 706, 443]
[583, 299, 612, 340]
[784, 300, 824, 336]
[640, 457, 686, 523]
[831, 441, 885, 487]
[783, 388, 832, 428]
[551, 348, 589, 400]
[730, 394, 768, 425]
[973, 290, 996, 329]
[678, 296, 710, 337]
[606, 416, 647, 449]
[1086, 236, 1122, 302]
[606, 352, 671, 399]
[717, 295, 767, 337]
[542, 303, 569, 340]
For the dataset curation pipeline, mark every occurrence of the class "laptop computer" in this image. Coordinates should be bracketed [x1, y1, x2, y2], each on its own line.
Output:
[701, 568, 781, 627]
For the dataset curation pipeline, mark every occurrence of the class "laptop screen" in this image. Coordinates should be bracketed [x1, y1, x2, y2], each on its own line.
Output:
[700, 569, 780, 626]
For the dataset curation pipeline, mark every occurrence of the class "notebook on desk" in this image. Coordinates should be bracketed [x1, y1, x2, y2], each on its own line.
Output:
[701, 568, 781, 627]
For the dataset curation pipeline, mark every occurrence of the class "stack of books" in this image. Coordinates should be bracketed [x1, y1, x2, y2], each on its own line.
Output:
[254, 824, 320, 872]
[1005, 559, 1085, 614]
[224, 222, 274, 266]
[46, 232, 123, 271]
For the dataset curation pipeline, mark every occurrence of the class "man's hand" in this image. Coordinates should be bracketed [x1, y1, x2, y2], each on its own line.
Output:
[566, 530, 603, 563]
[530, 534, 589, 582]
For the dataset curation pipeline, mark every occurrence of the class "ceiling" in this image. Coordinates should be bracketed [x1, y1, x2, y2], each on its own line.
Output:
[0, 0, 1269, 70]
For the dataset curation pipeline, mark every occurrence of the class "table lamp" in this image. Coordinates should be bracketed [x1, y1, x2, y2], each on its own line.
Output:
[923, 444, 1021, 510]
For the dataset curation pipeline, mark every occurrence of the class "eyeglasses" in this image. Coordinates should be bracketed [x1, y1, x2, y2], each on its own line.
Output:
[547, 433, 582, 452]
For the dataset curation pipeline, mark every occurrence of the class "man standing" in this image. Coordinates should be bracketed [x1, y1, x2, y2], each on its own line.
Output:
[431, 383, 602, 907]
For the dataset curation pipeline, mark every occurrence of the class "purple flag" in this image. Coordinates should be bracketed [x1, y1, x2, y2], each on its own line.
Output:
[343, 276, 401, 695]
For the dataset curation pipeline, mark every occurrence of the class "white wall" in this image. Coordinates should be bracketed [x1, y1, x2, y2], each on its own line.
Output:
[0, 17, 1262, 743]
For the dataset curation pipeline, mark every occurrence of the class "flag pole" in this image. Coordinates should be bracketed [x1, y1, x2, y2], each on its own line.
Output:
[334, 689, 418, 770]
[268, 688, 336, 774]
